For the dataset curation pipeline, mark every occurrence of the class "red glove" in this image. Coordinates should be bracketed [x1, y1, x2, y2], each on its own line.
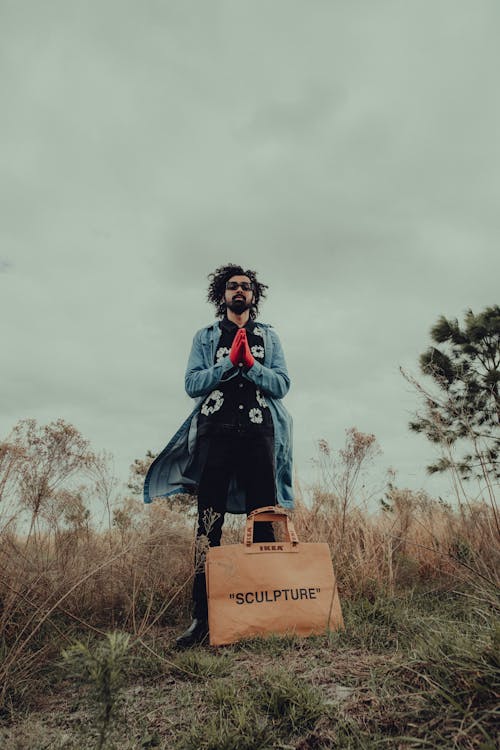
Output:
[239, 329, 255, 368]
[229, 328, 246, 366]
[229, 328, 255, 367]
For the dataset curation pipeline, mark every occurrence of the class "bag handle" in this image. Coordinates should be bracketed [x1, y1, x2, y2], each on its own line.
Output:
[245, 505, 299, 547]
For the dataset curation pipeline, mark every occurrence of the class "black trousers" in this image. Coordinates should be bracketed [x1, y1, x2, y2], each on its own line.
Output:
[192, 432, 276, 619]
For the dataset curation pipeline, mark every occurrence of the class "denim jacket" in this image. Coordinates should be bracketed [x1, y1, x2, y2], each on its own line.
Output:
[143, 320, 294, 513]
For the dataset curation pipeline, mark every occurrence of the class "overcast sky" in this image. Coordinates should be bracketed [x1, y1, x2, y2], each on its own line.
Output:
[1, 1, 499, 507]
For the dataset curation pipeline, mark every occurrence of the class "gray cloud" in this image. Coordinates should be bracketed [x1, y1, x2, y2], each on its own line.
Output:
[1, 1, 499, 503]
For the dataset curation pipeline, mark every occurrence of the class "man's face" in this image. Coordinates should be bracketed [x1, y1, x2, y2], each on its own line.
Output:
[224, 275, 254, 315]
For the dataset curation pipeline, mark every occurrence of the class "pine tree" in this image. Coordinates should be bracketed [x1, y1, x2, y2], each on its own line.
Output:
[408, 305, 499, 481]
[127, 449, 157, 496]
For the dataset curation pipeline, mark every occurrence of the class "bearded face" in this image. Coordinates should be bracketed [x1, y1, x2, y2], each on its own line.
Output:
[224, 276, 254, 315]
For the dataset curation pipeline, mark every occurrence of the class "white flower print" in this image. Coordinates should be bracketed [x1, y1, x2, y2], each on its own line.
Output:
[216, 346, 230, 363]
[201, 390, 224, 416]
[249, 408, 263, 424]
[253, 327, 264, 337]
[256, 389, 268, 409]
[251, 345, 264, 359]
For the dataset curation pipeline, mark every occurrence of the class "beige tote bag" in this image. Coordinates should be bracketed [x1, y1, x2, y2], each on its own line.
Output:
[205, 506, 344, 646]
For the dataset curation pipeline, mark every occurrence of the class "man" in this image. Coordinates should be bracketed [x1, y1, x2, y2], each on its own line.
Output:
[144, 263, 293, 647]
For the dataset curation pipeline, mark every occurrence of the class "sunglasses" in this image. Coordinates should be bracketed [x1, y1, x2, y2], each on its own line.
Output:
[226, 281, 253, 291]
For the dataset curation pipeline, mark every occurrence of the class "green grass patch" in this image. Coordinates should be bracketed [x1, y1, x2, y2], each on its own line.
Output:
[171, 649, 234, 680]
[2, 590, 498, 749]
[176, 667, 329, 750]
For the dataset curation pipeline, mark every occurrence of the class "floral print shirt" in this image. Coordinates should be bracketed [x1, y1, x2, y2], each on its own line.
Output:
[197, 316, 274, 436]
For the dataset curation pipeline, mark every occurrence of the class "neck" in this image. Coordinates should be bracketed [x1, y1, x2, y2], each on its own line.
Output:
[226, 309, 251, 327]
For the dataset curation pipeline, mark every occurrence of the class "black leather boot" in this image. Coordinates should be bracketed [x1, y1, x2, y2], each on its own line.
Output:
[175, 618, 209, 648]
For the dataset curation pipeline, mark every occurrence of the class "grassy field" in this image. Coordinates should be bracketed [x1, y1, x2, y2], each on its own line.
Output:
[0, 592, 498, 749]
[1, 484, 499, 749]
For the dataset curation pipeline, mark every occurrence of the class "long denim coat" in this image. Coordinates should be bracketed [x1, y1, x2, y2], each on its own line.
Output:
[143, 321, 294, 513]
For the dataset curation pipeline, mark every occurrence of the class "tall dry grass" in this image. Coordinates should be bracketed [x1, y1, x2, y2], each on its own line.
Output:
[300, 429, 499, 601]
[2, 485, 498, 710]
[293, 486, 499, 600]
[0, 502, 195, 711]
[1, 420, 499, 718]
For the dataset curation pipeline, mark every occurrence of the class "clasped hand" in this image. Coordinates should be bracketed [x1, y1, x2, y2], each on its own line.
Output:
[229, 328, 255, 368]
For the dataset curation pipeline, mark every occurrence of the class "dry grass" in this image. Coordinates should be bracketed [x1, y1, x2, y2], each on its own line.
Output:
[0, 503, 195, 713]
[0, 421, 499, 747]
[1, 485, 498, 713]
[293, 487, 500, 600]
[1, 613, 498, 749]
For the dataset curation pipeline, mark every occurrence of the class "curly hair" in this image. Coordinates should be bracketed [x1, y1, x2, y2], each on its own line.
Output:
[207, 263, 269, 320]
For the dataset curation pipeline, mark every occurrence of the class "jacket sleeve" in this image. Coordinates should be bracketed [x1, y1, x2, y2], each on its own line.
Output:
[184, 330, 237, 398]
[244, 327, 290, 399]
